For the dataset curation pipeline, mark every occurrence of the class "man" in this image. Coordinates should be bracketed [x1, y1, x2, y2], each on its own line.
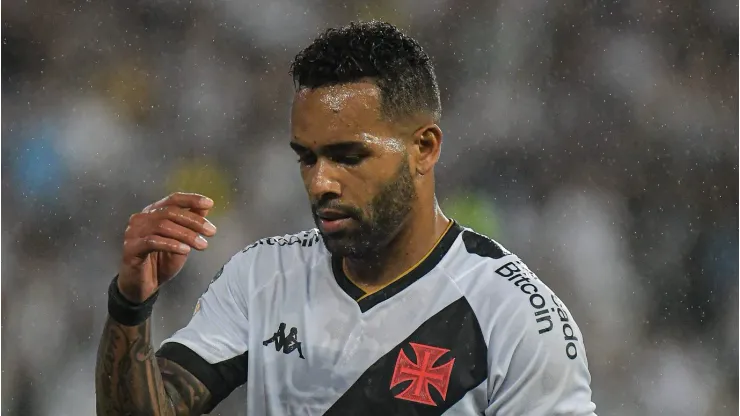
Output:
[95, 21, 597, 415]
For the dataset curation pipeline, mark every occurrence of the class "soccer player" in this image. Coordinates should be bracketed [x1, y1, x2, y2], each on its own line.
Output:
[95, 21, 597, 415]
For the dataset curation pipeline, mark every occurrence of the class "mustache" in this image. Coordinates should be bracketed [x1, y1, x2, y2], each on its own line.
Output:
[311, 200, 363, 220]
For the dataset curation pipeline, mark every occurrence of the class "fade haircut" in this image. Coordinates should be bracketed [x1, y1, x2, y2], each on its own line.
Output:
[290, 21, 441, 122]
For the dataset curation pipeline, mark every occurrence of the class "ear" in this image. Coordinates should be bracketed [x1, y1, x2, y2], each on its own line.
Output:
[411, 123, 443, 176]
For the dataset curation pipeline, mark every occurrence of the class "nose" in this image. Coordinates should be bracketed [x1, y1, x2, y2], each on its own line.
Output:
[306, 159, 342, 201]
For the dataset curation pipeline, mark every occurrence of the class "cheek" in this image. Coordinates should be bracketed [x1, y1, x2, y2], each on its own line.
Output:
[298, 167, 312, 190]
[336, 170, 378, 206]
[343, 175, 374, 202]
[351, 167, 395, 203]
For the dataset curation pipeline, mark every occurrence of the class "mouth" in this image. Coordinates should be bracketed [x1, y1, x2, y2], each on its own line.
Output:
[316, 209, 354, 234]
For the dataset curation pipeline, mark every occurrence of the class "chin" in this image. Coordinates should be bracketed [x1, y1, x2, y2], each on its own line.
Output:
[321, 236, 355, 257]
[320, 233, 369, 258]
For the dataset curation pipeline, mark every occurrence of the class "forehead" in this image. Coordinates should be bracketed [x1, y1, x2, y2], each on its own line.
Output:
[291, 82, 391, 145]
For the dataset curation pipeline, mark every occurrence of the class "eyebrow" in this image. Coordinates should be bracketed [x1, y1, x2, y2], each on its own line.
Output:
[289, 140, 370, 155]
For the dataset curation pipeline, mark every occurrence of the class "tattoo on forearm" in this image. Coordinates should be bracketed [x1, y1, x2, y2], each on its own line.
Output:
[95, 317, 211, 415]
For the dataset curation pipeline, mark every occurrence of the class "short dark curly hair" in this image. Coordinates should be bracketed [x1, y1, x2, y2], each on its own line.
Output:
[290, 21, 441, 122]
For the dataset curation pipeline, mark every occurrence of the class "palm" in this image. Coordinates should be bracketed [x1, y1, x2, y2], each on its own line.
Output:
[119, 194, 215, 302]
[151, 206, 209, 284]
[157, 252, 189, 283]
[135, 252, 189, 298]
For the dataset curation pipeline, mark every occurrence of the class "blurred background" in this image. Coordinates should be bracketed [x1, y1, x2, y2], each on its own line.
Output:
[2, 0, 738, 414]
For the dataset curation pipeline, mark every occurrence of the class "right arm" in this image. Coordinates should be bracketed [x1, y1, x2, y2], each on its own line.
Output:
[95, 193, 226, 415]
[95, 313, 212, 415]
[96, 267, 250, 416]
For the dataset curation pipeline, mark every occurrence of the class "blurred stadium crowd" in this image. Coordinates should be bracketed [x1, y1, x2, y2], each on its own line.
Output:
[2, 0, 737, 414]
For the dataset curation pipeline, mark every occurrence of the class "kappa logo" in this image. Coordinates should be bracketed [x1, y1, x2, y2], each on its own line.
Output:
[263, 323, 306, 359]
[390, 342, 455, 406]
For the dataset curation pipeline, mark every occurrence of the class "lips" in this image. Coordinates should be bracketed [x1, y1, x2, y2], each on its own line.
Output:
[315, 209, 354, 234]
[316, 209, 352, 221]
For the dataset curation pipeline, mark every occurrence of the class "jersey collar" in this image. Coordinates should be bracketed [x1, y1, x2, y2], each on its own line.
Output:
[331, 221, 463, 313]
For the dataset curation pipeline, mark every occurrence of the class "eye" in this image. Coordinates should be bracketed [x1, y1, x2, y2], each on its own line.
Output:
[296, 153, 317, 166]
[334, 154, 366, 166]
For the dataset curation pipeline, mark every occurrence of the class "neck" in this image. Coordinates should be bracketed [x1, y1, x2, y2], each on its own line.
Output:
[344, 200, 450, 291]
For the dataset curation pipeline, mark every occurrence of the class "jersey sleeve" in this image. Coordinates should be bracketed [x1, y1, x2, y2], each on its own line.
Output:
[156, 253, 251, 413]
[485, 292, 597, 416]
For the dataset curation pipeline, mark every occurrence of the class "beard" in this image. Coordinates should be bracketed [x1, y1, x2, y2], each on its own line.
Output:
[312, 156, 416, 259]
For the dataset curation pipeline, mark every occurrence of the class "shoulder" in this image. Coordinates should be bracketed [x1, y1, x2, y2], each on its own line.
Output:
[448, 227, 594, 410]
[240, 228, 322, 253]
[221, 227, 327, 289]
[446, 226, 586, 362]
[448, 226, 558, 315]
[238, 228, 323, 260]
[228, 228, 325, 267]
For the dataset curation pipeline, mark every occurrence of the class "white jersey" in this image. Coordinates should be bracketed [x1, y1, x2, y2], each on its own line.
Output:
[158, 221, 597, 415]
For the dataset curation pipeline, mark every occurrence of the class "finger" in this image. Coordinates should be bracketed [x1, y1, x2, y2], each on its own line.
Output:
[149, 219, 209, 251]
[190, 207, 211, 217]
[144, 193, 214, 213]
[124, 235, 191, 259]
[151, 206, 217, 237]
